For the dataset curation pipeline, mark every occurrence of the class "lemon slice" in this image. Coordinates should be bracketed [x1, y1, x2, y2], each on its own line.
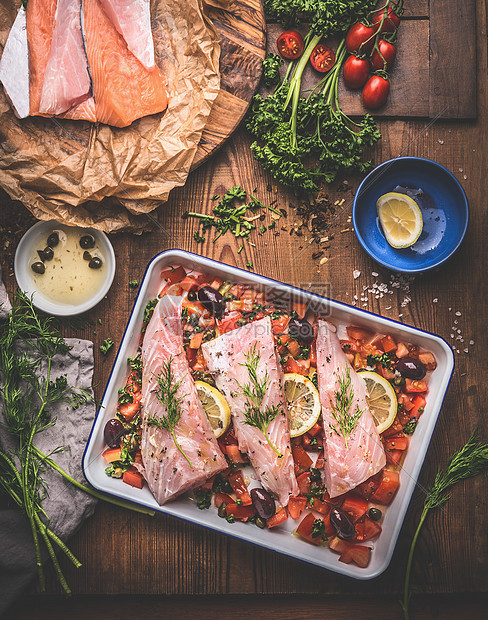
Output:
[358, 370, 397, 434]
[195, 381, 231, 438]
[377, 192, 423, 249]
[284, 373, 321, 437]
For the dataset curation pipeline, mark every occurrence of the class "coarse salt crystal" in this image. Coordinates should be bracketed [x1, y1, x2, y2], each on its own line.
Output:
[372, 271, 378, 277]
[455, 311, 461, 316]
[433, 298, 438, 303]
[353, 270, 361, 279]
[470, 340, 474, 345]
[438, 139, 444, 144]
[464, 349, 469, 353]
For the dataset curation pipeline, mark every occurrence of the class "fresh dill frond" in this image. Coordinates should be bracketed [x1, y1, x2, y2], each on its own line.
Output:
[146, 358, 192, 467]
[329, 365, 363, 449]
[236, 344, 282, 458]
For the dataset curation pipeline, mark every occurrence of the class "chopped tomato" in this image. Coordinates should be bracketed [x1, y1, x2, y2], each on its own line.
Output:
[272, 315, 289, 334]
[267, 507, 288, 528]
[310, 345, 317, 365]
[285, 356, 307, 375]
[189, 332, 204, 349]
[418, 351, 437, 371]
[287, 338, 301, 358]
[384, 436, 408, 451]
[328, 536, 350, 555]
[322, 511, 337, 536]
[225, 503, 255, 521]
[296, 359, 311, 373]
[398, 393, 415, 412]
[214, 492, 234, 508]
[308, 497, 330, 516]
[396, 342, 409, 358]
[296, 472, 311, 496]
[362, 516, 382, 541]
[296, 513, 325, 544]
[293, 301, 308, 319]
[314, 451, 325, 469]
[339, 544, 371, 568]
[227, 299, 253, 312]
[160, 265, 186, 285]
[355, 474, 381, 500]
[381, 335, 397, 352]
[228, 470, 252, 506]
[341, 493, 368, 522]
[102, 447, 122, 463]
[378, 365, 396, 381]
[340, 339, 361, 353]
[386, 449, 403, 467]
[225, 444, 247, 464]
[118, 392, 142, 421]
[293, 445, 313, 472]
[209, 278, 223, 290]
[218, 313, 242, 334]
[405, 378, 428, 393]
[371, 469, 400, 505]
[122, 467, 144, 489]
[288, 496, 307, 520]
[308, 423, 322, 437]
[178, 276, 200, 292]
[346, 326, 374, 342]
[409, 394, 427, 418]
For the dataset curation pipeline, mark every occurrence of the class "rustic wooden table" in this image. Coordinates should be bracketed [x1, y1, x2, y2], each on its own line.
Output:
[1, 1, 488, 618]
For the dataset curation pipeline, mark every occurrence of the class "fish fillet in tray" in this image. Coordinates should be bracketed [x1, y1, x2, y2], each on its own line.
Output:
[83, 250, 454, 579]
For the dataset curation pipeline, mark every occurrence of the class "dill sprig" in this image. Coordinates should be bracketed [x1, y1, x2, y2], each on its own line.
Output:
[0, 291, 155, 595]
[146, 358, 192, 467]
[329, 365, 363, 449]
[236, 344, 282, 458]
[401, 428, 488, 620]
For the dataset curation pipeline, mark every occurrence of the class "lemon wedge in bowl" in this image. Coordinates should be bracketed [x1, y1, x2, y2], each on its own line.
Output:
[377, 192, 423, 249]
[284, 373, 321, 437]
[195, 381, 231, 438]
[358, 371, 397, 434]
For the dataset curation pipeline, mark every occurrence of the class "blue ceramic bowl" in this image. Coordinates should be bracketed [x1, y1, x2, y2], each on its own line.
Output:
[352, 157, 469, 273]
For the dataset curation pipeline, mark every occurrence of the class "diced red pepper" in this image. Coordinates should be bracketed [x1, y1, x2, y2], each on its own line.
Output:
[228, 470, 252, 506]
[405, 378, 428, 393]
[178, 276, 200, 292]
[102, 447, 122, 463]
[398, 393, 415, 412]
[371, 469, 400, 505]
[339, 544, 371, 568]
[381, 334, 397, 352]
[314, 451, 325, 469]
[341, 493, 369, 522]
[288, 496, 307, 520]
[122, 467, 144, 489]
[267, 507, 288, 528]
[284, 356, 305, 375]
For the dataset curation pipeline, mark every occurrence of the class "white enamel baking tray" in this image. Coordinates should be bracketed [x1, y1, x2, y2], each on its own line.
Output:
[83, 249, 454, 579]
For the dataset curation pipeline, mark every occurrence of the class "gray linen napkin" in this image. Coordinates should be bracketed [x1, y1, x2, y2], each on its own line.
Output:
[0, 295, 98, 614]
[0, 266, 11, 320]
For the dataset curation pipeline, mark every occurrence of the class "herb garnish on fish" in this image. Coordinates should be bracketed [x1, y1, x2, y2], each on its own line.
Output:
[329, 366, 363, 449]
[147, 358, 193, 467]
[236, 344, 283, 458]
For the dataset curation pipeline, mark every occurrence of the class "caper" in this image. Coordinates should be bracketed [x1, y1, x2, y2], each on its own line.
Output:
[80, 234, 95, 249]
[187, 290, 197, 302]
[83, 251, 92, 261]
[42, 246, 54, 261]
[113, 468, 123, 479]
[31, 261, 45, 275]
[255, 517, 266, 529]
[368, 507, 382, 522]
[47, 232, 59, 247]
[89, 256, 103, 269]
[218, 503, 227, 518]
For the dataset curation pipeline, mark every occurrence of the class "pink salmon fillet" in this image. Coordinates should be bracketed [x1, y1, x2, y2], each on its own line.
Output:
[38, 0, 91, 115]
[202, 316, 299, 507]
[138, 295, 227, 505]
[316, 320, 386, 498]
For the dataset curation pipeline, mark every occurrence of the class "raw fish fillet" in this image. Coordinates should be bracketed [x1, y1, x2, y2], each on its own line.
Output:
[316, 320, 386, 498]
[26, 0, 57, 115]
[60, 97, 97, 123]
[0, 7, 30, 118]
[82, 0, 168, 128]
[39, 0, 91, 115]
[202, 316, 299, 507]
[139, 296, 226, 505]
[99, 0, 155, 69]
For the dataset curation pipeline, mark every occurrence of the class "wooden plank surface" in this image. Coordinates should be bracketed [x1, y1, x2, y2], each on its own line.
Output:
[1, 0, 488, 617]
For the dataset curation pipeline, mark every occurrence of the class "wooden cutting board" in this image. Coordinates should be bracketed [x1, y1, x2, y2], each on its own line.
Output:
[194, 0, 477, 172]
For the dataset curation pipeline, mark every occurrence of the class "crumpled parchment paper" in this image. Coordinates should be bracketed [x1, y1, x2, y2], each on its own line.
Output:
[0, 0, 230, 233]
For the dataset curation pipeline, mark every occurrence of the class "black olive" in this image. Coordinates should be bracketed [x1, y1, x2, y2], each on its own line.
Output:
[288, 317, 314, 345]
[83, 251, 92, 261]
[37, 249, 46, 261]
[330, 507, 356, 539]
[31, 261, 45, 275]
[395, 356, 427, 380]
[250, 487, 276, 520]
[89, 256, 103, 269]
[187, 290, 197, 302]
[42, 246, 54, 261]
[47, 232, 59, 247]
[80, 234, 95, 249]
[368, 507, 382, 522]
[197, 286, 226, 319]
[103, 418, 124, 448]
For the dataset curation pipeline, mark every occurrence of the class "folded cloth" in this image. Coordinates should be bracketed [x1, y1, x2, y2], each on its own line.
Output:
[0, 337, 98, 616]
[0, 265, 11, 320]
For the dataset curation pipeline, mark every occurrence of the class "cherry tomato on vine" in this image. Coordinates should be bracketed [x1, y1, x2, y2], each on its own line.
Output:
[309, 43, 336, 72]
[370, 40, 397, 71]
[345, 23, 375, 54]
[372, 8, 401, 34]
[276, 30, 304, 60]
[343, 55, 370, 89]
[362, 75, 390, 110]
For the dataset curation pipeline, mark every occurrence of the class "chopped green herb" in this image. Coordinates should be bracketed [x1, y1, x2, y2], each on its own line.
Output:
[195, 489, 212, 510]
[246, 261, 254, 270]
[403, 420, 417, 435]
[128, 279, 139, 289]
[237, 245, 244, 254]
[100, 338, 114, 355]
[262, 53, 284, 87]
[98, 318, 102, 325]
[259, 225, 267, 234]
[311, 518, 327, 541]
[143, 298, 159, 326]
[367, 351, 394, 370]
[193, 231, 206, 243]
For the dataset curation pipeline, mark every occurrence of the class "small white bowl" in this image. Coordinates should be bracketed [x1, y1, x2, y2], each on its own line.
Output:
[15, 220, 115, 316]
